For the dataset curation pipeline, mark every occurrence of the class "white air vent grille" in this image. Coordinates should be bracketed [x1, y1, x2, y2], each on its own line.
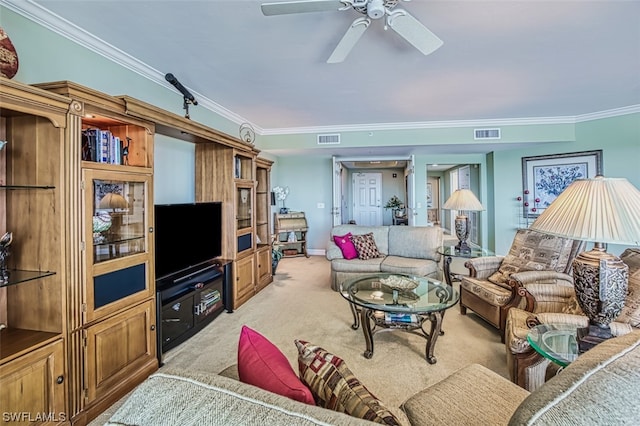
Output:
[474, 128, 501, 140]
[317, 133, 341, 145]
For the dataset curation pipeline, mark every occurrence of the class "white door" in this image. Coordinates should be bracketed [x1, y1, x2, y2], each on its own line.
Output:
[352, 172, 382, 226]
[332, 156, 343, 226]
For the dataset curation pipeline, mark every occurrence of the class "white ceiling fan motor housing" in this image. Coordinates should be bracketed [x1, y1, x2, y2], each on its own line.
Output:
[367, 0, 386, 19]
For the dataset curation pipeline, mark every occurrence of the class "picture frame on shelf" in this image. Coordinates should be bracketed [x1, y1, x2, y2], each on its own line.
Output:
[521, 150, 603, 218]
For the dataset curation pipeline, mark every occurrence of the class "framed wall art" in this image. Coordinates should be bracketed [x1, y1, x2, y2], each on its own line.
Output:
[521, 150, 603, 218]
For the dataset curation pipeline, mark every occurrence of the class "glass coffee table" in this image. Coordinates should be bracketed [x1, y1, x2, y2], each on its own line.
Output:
[527, 323, 580, 367]
[340, 273, 459, 364]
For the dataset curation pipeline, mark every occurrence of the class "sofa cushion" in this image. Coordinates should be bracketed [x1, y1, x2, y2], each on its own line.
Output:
[616, 248, 640, 327]
[295, 340, 401, 425]
[333, 233, 358, 260]
[461, 276, 513, 307]
[237, 326, 315, 405]
[387, 226, 442, 261]
[331, 257, 384, 274]
[401, 364, 528, 426]
[380, 256, 439, 277]
[488, 229, 577, 287]
[508, 330, 640, 425]
[106, 368, 374, 426]
[350, 233, 382, 260]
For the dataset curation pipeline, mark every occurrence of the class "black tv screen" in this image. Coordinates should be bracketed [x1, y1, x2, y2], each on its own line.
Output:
[154, 202, 222, 279]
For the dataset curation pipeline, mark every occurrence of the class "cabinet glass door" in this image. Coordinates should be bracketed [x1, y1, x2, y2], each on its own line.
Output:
[236, 185, 253, 231]
[92, 178, 146, 263]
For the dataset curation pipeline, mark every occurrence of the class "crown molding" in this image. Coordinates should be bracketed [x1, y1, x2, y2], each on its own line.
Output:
[5, 0, 638, 138]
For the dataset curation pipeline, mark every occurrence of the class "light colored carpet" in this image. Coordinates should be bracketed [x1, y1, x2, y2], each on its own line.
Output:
[92, 255, 507, 424]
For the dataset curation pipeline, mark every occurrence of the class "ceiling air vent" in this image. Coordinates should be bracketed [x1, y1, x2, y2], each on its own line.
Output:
[474, 128, 501, 140]
[317, 133, 341, 145]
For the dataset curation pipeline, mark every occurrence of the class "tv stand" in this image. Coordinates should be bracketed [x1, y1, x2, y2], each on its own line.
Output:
[155, 260, 232, 364]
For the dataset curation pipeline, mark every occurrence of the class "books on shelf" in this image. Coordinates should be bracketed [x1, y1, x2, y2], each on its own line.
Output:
[82, 128, 124, 164]
[384, 313, 418, 324]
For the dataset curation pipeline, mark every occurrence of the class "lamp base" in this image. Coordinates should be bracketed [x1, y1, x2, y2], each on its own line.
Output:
[455, 240, 471, 254]
[577, 324, 613, 353]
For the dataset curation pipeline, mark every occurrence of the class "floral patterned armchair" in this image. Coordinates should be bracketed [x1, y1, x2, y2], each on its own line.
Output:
[505, 248, 640, 391]
[460, 228, 585, 341]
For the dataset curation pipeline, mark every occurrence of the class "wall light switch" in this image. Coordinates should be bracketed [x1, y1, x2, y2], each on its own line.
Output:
[317, 202, 325, 209]
[417, 202, 422, 208]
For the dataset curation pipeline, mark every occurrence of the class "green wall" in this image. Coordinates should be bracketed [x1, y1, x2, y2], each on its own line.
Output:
[3, 6, 638, 256]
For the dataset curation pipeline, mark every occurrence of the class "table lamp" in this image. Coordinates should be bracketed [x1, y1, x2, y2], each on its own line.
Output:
[529, 176, 640, 352]
[442, 189, 485, 254]
[99, 192, 129, 237]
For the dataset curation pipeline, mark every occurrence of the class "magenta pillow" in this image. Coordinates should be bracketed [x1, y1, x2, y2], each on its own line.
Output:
[237, 325, 315, 405]
[333, 232, 358, 260]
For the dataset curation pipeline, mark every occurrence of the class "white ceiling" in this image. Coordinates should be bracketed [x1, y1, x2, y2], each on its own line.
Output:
[12, 1, 640, 157]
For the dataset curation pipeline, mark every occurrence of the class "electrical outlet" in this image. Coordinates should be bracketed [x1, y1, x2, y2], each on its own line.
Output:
[317, 202, 325, 209]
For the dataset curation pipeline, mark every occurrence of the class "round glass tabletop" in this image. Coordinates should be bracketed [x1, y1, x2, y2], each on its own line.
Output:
[527, 323, 579, 367]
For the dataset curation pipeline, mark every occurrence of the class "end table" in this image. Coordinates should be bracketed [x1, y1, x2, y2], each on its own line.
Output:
[437, 245, 494, 286]
[527, 323, 579, 368]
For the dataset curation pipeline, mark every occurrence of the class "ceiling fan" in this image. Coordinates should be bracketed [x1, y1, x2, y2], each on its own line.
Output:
[261, 0, 443, 63]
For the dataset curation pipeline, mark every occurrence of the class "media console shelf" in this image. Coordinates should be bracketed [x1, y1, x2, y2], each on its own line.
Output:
[155, 260, 232, 364]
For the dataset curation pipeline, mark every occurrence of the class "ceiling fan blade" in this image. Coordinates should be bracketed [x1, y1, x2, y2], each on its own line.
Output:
[327, 17, 371, 63]
[386, 9, 443, 55]
[261, 0, 347, 16]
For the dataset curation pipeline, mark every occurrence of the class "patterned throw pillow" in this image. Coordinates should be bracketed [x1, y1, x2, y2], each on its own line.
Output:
[488, 230, 575, 287]
[294, 340, 401, 425]
[333, 232, 358, 260]
[237, 326, 315, 405]
[350, 233, 381, 260]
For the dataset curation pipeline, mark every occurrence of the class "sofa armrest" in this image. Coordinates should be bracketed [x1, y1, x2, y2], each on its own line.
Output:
[401, 364, 529, 426]
[325, 239, 344, 261]
[464, 256, 504, 278]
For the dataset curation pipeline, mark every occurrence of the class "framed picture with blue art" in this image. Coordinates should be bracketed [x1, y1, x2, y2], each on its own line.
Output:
[521, 150, 603, 218]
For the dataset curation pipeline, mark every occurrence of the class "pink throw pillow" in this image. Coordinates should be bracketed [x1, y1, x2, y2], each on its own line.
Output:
[237, 325, 315, 405]
[333, 233, 358, 260]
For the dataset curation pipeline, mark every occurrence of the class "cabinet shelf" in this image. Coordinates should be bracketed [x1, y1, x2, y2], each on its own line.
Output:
[0, 269, 56, 288]
[0, 327, 60, 363]
[0, 184, 55, 190]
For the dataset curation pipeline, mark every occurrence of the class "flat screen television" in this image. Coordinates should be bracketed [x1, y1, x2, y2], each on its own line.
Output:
[154, 202, 222, 280]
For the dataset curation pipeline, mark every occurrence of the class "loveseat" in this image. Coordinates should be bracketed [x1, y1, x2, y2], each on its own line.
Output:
[326, 225, 443, 291]
[106, 330, 640, 425]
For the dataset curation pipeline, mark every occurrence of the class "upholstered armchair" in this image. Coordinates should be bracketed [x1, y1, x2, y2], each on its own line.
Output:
[460, 228, 585, 340]
[505, 248, 640, 391]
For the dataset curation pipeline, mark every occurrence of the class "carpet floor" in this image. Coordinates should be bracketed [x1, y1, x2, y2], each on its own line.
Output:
[92, 255, 508, 424]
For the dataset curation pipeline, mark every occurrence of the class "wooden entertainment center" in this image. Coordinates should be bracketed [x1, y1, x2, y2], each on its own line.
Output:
[0, 78, 273, 425]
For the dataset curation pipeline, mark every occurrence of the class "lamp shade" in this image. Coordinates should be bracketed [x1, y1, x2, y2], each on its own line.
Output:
[442, 189, 485, 211]
[530, 176, 640, 245]
[99, 192, 128, 210]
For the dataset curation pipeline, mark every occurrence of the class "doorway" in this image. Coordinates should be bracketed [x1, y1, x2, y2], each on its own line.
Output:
[352, 172, 382, 226]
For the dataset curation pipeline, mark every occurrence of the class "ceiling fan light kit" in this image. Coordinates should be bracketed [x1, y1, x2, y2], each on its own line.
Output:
[261, 0, 443, 63]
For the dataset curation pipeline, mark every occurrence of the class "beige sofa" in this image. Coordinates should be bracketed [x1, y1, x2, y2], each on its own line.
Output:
[325, 225, 443, 291]
[107, 330, 640, 425]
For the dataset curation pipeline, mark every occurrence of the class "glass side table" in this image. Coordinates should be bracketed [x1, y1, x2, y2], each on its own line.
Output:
[527, 323, 579, 368]
[436, 245, 494, 286]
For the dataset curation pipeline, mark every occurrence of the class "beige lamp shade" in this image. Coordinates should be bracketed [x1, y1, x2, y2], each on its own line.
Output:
[442, 189, 485, 211]
[530, 177, 640, 245]
[99, 192, 128, 210]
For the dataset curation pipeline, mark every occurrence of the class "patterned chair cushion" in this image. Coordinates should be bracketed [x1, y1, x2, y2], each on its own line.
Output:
[350, 233, 382, 261]
[461, 276, 513, 306]
[615, 248, 640, 326]
[295, 340, 400, 425]
[488, 229, 576, 287]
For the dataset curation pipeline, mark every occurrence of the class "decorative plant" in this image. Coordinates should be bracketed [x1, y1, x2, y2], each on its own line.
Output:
[384, 195, 404, 209]
[272, 186, 289, 208]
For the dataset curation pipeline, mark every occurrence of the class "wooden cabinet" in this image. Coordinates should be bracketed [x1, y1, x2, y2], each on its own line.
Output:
[255, 245, 272, 291]
[274, 212, 309, 258]
[0, 339, 67, 425]
[195, 143, 273, 309]
[0, 78, 72, 425]
[33, 81, 158, 424]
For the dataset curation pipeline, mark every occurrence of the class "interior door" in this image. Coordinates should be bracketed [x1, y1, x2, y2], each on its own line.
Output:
[352, 172, 382, 226]
[332, 156, 342, 226]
